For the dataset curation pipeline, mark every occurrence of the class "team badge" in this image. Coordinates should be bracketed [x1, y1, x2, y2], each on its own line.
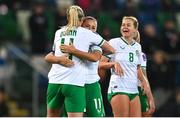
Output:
[136, 50, 140, 56]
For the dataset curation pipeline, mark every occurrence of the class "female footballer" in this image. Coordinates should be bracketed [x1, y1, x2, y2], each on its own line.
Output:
[99, 16, 149, 117]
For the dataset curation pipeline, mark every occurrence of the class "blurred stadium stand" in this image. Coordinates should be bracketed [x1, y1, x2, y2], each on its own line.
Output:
[0, 0, 179, 116]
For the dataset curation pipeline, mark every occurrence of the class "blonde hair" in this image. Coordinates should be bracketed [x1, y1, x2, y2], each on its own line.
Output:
[66, 5, 84, 33]
[122, 16, 139, 29]
[134, 31, 140, 43]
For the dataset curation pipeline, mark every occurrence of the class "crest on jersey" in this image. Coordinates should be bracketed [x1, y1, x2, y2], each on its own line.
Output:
[136, 50, 140, 56]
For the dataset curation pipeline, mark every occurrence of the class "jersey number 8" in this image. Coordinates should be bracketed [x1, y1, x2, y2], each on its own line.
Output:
[129, 52, 134, 62]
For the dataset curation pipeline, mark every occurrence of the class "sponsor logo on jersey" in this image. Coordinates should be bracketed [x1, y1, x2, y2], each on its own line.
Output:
[120, 46, 125, 49]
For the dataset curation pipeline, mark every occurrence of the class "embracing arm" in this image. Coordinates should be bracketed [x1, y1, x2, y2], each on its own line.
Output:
[45, 52, 60, 64]
[98, 56, 124, 76]
[69, 49, 101, 62]
[60, 44, 102, 62]
[44, 52, 74, 67]
[101, 41, 115, 54]
[99, 56, 115, 69]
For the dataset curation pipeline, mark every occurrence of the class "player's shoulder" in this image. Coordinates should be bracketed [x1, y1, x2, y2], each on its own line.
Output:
[78, 27, 92, 33]
[80, 27, 102, 38]
[133, 41, 142, 49]
[55, 26, 66, 34]
[55, 29, 61, 34]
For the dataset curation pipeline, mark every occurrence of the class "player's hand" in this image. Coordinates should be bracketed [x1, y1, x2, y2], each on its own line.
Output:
[60, 43, 76, 53]
[147, 98, 155, 116]
[113, 62, 124, 77]
[146, 93, 155, 116]
[57, 54, 74, 67]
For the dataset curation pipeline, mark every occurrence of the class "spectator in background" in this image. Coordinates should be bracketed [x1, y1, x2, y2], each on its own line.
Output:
[141, 23, 162, 54]
[147, 50, 175, 115]
[121, 0, 139, 17]
[0, 86, 9, 117]
[101, 27, 111, 41]
[162, 19, 179, 54]
[28, 2, 49, 102]
[76, 0, 90, 13]
[91, 0, 102, 12]
[0, 3, 18, 41]
[174, 0, 180, 11]
[154, 88, 180, 116]
[54, 0, 73, 31]
[97, 12, 119, 39]
[161, 0, 174, 12]
[115, 0, 126, 11]
[140, 0, 160, 13]
[175, 60, 180, 87]
[29, 2, 48, 54]
[56, 0, 73, 8]
[102, 0, 115, 11]
[147, 50, 174, 90]
[54, 7, 67, 31]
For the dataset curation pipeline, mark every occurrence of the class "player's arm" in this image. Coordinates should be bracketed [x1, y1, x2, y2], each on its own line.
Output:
[141, 67, 155, 116]
[90, 32, 115, 54]
[60, 44, 102, 62]
[44, 52, 74, 67]
[137, 66, 150, 95]
[101, 41, 115, 54]
[98, 56, 124, 76]
[141, 67, 152, 90]
[45, 52, 59, 64]
[99, 56, 116, 69]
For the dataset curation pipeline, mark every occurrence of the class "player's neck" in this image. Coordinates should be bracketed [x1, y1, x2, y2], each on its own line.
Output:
[123, 36, 133, 45]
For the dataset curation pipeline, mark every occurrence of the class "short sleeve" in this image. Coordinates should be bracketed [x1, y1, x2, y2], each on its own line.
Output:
[140, 52, 147, 67]
[104, 39, 117, 61]
[137, 45, 142, 65]
[89, 32, 105, 47]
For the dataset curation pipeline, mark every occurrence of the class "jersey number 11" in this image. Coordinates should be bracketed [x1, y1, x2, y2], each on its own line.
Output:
[61, 38, 74, 60]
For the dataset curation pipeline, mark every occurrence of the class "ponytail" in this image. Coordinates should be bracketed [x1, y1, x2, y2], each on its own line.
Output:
[66, 5, 84, 33]
[134, 31, 140, 43]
